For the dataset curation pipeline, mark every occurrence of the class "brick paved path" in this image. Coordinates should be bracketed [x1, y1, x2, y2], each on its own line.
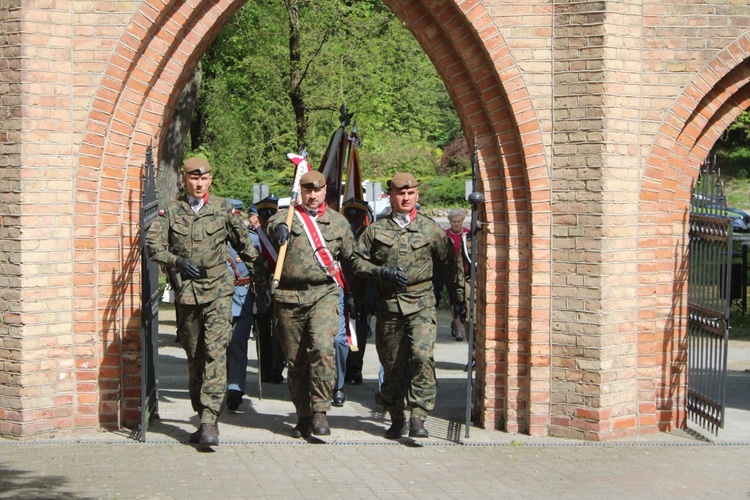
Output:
[2, 308, 750, 498]
[1, 441, 748, 498]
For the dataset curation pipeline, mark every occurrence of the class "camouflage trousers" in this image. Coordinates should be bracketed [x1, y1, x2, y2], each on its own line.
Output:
[376, 306, 437, 419]
[274, 289, 339, 416]
[176, 295, 232, 425]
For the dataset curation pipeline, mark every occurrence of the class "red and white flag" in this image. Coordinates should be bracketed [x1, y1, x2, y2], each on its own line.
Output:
[286, 152, 312, 205]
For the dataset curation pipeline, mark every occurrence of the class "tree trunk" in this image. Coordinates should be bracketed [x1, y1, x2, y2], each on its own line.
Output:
[285, 0, 308, 151]
[157, 64, 202, 204]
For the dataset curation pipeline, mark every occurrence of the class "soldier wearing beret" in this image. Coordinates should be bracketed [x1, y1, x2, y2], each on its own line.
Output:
[267, 171, 355, 437]
[146, 157, 261, 448]
[352, 172, 465, 439]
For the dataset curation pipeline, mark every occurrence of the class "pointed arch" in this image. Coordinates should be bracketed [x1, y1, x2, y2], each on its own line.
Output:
[73, 0, 552, 434]
[638, 33, 750, 432]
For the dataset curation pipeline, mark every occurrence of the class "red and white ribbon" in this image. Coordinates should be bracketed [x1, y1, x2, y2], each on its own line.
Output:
[256, 227, 278, 271]
[293, 206, 358, 350]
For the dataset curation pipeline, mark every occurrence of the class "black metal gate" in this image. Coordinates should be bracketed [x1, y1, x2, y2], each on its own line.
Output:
[139, 145, 160, 441]
[687, 161, 731, 435]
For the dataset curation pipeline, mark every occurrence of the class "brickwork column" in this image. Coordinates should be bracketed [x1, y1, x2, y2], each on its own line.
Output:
[549, 1, 643, 440]
[0, 1, 140, 438]
[0, 5, 24, 436]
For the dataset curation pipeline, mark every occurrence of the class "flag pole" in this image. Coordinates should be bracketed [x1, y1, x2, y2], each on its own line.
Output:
[271, 150, 309, 295]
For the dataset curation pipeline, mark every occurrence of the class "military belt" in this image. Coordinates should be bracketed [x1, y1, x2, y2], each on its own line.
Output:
[383, 280, 432, 293]
[276, 281, 328, 291]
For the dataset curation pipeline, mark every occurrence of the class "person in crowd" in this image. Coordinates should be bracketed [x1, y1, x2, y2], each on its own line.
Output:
[342, 198, 376, 386]
[145, 158, 261, 448]
[324, 184, 350, 407]
[253, 195, 286, 384]
[352, 172, 465, 439]
[224, 198, 258, 411]
[441, 208, 472, 341]
[267, 171, 355, 437]
[248, 204, 260, 230]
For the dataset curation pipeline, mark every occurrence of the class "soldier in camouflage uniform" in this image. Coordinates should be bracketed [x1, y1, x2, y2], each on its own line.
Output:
[145, 157, 261, 448]
[268, 170, 355, 438]
[352, 172, 465, 439]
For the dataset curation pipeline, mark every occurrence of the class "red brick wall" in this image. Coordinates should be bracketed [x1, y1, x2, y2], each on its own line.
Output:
[1, 0, 750, 440]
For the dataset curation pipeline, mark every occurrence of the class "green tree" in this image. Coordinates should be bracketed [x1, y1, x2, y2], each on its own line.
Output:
[192, 0, 466, 203]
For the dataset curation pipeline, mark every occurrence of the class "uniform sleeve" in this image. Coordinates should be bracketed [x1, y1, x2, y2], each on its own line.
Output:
[266, 210, 288, 252]
[226, 210, 260, 278]
[352, 226, 382, 280]
[338, 219, 356, 286]
[145, 207, 179, 268]
[433, 224, 465, 304]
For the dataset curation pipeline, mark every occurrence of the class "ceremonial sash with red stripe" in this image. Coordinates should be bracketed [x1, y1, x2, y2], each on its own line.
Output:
[256, 227, 278, 271]
[294, 206, 358, 350]
[294, 206, 346, 289]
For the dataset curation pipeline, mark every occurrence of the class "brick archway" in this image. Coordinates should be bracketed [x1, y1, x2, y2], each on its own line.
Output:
[72, 0, 552, 433]
[637, 33, 750, 433]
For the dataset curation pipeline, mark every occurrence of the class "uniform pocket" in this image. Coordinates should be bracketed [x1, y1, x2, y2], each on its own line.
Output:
[171, 221, 190, 236]
[374, 232, 397, 248]
[204, 219, 223, 235]
[323, 232, 342, 253]
[410, 237, 429, 251]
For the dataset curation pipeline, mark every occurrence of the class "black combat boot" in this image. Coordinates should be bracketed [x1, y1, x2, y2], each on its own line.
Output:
[312, 412, 331, 436]
[409, 417, 429, 438]
[291, 416, 312, 438]
[199, 423, 219, 447]
[384, 412, 405, 439]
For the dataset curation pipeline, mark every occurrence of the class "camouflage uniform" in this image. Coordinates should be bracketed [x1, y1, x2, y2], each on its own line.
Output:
[146, 195, 260, 425]
[267, 206, 354, 417]
[353, 213, 465, 420]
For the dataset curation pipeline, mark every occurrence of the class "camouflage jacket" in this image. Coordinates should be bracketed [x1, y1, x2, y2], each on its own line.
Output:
[146, 195, 261, 306]
[267, 206, 355, 305]
[352, 213, 465, 315]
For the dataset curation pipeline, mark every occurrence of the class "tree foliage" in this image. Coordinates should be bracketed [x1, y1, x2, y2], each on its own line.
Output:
[722, 110, 750, 144]
[191, 0, 466, 207]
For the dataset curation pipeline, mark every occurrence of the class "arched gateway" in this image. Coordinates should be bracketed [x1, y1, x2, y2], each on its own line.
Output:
[1, 1, 750, 441]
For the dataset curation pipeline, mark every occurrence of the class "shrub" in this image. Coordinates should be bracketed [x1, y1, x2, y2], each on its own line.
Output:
[418, 172, 471, 208]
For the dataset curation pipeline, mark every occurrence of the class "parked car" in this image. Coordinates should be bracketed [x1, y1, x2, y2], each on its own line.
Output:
[726, 208, 750, 233]
[368, 195, 391, 219]
[693, 205, 750, 233]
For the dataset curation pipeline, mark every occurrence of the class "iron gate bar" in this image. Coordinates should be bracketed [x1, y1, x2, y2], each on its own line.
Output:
[687, 162, 731, 436]
[139, 145, 160, 442]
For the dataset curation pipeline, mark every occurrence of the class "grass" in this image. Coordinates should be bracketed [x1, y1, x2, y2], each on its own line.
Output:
[713, 145, 750, 337]
[713, 145, 750, 209]
[730, 303, 750, 338]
